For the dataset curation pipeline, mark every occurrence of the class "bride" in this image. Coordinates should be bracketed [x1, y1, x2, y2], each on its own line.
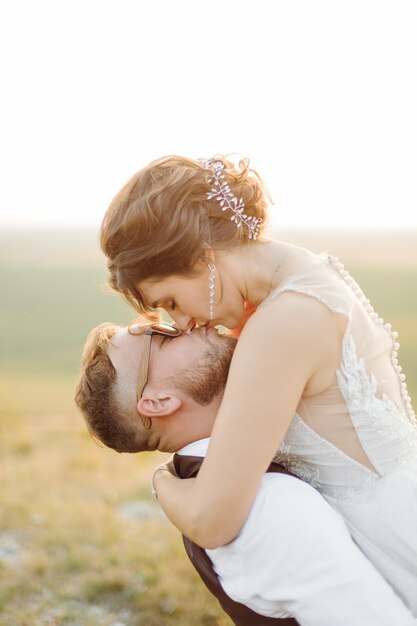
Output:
[100, 154, 417, 613]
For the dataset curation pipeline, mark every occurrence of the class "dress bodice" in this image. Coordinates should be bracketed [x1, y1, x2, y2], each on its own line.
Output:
[261, 253, 417, 614]
[261, 254, 417, 500]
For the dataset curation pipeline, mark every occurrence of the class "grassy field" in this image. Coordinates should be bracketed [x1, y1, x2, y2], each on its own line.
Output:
[0, 228, 416, 626]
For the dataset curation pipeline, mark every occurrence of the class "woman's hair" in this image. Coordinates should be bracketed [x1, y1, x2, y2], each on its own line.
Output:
[100, 154, 271, 314]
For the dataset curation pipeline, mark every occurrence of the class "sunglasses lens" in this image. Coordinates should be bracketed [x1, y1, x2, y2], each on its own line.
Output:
[129, 323, 181, 337]
[151, 324, 181, 336]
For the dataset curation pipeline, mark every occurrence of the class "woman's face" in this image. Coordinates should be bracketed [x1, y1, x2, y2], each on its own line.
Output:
[139, 269, 246, 331]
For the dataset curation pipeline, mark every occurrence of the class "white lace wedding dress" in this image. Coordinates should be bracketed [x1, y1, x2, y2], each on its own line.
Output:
[262, 253, 417, 613]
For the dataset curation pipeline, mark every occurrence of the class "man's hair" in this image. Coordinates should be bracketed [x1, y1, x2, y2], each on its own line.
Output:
[74, 322, 151, 453]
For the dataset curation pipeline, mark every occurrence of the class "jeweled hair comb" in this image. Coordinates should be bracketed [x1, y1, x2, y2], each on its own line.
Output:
[199, 158, 262, 240]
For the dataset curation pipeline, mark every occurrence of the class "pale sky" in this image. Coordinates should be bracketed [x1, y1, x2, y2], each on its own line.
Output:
[1, 0, 416, 230]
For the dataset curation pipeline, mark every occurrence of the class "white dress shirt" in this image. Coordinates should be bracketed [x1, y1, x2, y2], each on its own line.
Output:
[177, 438, 416, 626]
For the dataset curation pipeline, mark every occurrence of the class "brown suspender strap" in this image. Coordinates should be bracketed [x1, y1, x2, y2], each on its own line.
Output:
[174, 454, 300, 626]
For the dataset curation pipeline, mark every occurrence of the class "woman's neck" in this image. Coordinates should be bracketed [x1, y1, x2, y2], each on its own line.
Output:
[223, 239, 298, 306]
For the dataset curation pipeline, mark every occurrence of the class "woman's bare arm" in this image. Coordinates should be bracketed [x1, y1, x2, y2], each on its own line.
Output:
[154, 292, 345, 548]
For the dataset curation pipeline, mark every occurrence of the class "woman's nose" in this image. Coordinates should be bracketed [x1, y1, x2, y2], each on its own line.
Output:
[170, 312, 195, 333]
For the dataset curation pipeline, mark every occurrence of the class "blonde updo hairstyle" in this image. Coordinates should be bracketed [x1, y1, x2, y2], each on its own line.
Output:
[100, 154, 271, 314]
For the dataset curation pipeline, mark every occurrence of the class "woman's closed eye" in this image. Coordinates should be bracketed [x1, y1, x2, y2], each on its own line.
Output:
[159, 300, 176, 313]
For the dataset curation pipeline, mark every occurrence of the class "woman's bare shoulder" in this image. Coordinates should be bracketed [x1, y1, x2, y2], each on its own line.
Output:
[233, 291, 346, 392]
[244, 290, 342, 340]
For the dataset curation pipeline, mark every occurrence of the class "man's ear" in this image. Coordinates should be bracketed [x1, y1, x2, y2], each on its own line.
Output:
[137, 392, 182, 418]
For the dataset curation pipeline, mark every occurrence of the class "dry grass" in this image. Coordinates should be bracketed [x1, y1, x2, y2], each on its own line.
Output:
[0, 377, 232, 626]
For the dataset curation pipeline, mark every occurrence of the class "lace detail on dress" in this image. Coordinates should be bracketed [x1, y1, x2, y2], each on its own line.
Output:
[273, 414, 379, 499]
[336, 334, 417, 476]
[273, 332, 417, 499]
[337, 335, 379, 408]
[273, 439, 321, 489]
[327, 254, 416, 425]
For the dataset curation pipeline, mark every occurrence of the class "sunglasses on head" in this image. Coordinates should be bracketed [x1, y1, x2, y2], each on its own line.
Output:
[128, 323, 182, 429]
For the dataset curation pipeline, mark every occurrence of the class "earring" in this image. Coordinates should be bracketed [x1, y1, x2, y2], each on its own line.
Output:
[208, 262, 216, 321]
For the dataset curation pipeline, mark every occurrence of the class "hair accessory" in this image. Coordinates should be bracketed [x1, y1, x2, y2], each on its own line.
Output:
[208, 262, 216, 320]
[199, 158, 262, 240]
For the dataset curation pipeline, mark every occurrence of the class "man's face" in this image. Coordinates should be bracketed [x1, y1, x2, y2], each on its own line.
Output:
[107, 325, 236, 410]
[147, 326, 236, 402]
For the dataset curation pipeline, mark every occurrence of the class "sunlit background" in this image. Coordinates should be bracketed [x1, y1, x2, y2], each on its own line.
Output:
[1, 3, 416, 625]
[1, 0, 417, 230]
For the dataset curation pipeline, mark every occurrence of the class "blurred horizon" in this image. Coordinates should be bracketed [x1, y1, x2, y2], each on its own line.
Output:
[1, 227, 416, 381]
[1, 225, 416, 269]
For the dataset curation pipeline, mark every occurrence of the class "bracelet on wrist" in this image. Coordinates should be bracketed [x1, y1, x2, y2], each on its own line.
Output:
[151, 465, 170, 498]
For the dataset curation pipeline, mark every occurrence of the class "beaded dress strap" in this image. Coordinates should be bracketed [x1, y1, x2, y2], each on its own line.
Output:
[326, 254, 415, 424]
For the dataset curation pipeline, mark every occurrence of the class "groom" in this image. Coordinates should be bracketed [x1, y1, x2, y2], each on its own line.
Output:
[75, 322, 416, 626]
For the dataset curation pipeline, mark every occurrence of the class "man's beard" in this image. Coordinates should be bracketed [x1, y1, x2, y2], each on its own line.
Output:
[172, 336, 237, 406]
